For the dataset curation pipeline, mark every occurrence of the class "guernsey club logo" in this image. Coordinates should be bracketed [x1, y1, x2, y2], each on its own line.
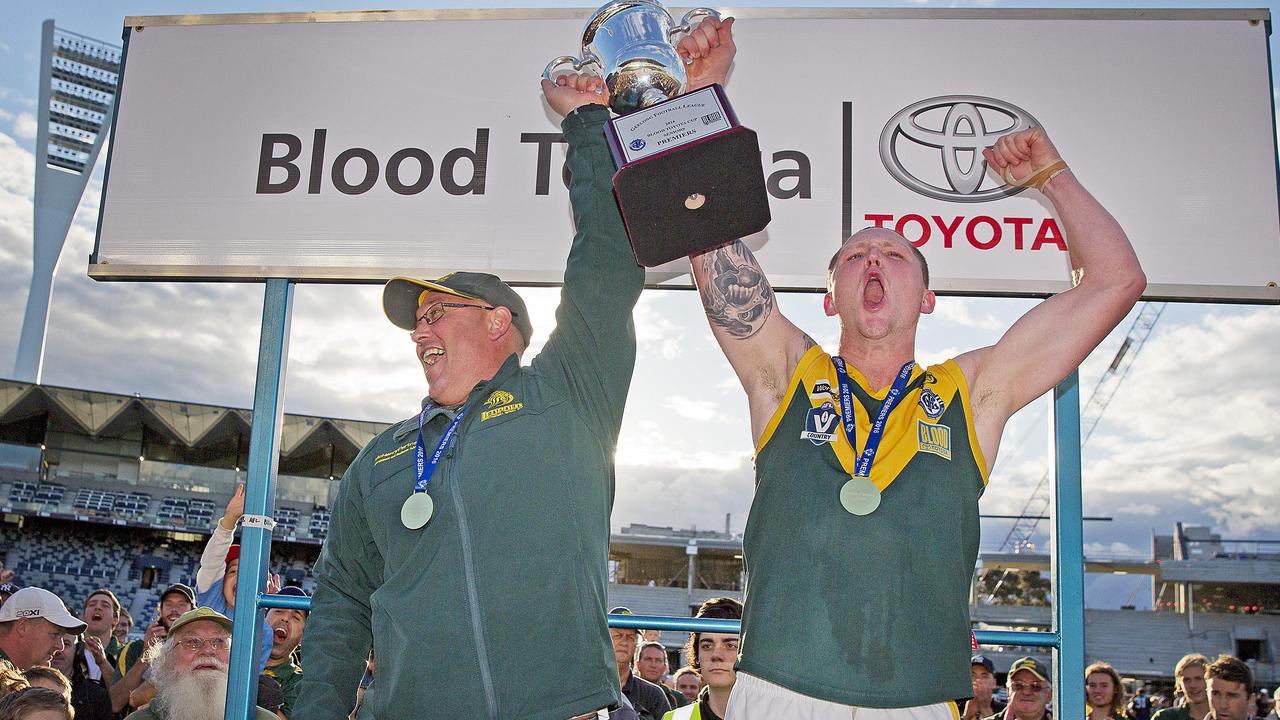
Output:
[629, 138, 646, 151]
[918, 388, 945, 419]
[484, 390, 514, 408]
[801, 402, 840, 446]
[879, 95, 1040, 203]
[481, 390, 522, 422]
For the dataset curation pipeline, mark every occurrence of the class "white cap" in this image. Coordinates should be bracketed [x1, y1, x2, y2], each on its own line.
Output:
[0, 587, 87, 633]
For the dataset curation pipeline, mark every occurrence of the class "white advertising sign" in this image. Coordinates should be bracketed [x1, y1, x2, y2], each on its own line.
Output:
[92, 8, 1280, 302]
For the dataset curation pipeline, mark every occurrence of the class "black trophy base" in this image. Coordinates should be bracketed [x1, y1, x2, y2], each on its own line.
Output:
[613, 126, 770, 267]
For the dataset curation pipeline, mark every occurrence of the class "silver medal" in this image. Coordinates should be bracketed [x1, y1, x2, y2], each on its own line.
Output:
[839, 477, 882, 516]
[401, 492, 435, 529]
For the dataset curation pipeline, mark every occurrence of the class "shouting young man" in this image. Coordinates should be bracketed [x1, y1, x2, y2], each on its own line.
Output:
[684, 19, 1145, 718]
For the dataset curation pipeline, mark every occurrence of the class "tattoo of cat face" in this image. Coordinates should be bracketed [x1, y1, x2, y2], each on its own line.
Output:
[696, 242, 774, 338]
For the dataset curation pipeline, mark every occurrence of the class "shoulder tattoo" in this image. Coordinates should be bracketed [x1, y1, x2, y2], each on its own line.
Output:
[694, 242, 775, 339]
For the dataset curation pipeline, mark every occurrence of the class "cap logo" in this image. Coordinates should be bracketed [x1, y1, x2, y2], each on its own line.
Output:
[16, 608, 41, 618]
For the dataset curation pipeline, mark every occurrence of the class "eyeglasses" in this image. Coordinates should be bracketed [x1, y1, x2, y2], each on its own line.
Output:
[1009, 681, 1048, 693]
[175, 636, 230, 652]
[415, 301, 497, 327]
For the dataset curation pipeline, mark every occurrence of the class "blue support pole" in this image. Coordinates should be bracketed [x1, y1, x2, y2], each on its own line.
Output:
[1050, 371, 1086, 720]
[226, 279, 293, 720]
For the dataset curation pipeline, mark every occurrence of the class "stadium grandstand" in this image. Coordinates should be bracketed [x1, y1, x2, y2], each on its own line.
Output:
[0, 378, 380, 627]
[2, 378, 1278, 692]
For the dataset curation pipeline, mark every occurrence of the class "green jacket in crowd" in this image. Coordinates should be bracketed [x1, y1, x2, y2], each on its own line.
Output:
[295, 104, 645, 720]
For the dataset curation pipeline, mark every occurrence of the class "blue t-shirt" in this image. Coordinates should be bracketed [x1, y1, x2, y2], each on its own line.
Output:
[197, 577, 274, 674]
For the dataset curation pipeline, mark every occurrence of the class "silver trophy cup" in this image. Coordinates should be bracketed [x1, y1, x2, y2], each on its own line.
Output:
[544, 0, 719, 115]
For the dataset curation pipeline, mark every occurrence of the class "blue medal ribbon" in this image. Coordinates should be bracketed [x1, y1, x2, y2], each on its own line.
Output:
[830, 357, 915, 478]
[413, 405, 467, 495]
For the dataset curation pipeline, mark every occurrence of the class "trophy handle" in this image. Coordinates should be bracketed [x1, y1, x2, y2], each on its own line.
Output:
[669, 7, 722, 41]
[543, 53, 603, 83]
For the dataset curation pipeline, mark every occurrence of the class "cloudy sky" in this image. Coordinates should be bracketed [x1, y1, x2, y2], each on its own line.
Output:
[2, 0, 1279, 609]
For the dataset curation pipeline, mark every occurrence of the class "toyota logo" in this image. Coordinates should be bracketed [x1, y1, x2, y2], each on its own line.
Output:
[879, 95, 1040, 203]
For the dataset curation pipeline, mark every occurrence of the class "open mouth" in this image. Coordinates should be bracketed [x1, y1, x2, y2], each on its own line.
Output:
[91, 613, 103, 622]
[272, 627, 287, 641]
[421, 347, 444, 366]
[864, 275, 885, 307]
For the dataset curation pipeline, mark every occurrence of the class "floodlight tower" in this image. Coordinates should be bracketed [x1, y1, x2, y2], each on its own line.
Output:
[13, 21, 120, 382]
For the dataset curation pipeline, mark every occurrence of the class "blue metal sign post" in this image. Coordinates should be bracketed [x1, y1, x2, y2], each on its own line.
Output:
[1052, 371, 1087, 720]
[226, 279, 293, 720]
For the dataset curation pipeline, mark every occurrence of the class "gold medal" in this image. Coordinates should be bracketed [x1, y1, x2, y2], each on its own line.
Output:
[839, 477, 881, 516]
[400, 493, 434, 529]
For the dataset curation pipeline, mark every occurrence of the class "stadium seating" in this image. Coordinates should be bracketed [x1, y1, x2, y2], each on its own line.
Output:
[308, 506, 331, 539]
[186, 498, 216, 527]
[72, 487, 118, 515]
[6, 481, 36, 504]
[3, 470, 340, 543]
[115, 491, 152, 520]
[1, 517, 321, 636]
[157, 496, 188, 525]
[274, 505, 301, 535]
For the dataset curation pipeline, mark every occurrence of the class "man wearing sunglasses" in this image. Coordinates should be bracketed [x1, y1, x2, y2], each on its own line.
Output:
[296, 40, 670, 720]
[994, 657, 1053, 720]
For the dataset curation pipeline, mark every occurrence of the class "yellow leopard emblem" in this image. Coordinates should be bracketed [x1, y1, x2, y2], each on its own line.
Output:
[484, 390, 515, 408]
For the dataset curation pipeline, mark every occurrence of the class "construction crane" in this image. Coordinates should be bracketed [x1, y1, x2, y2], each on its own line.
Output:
[996, 301, 1167, 554]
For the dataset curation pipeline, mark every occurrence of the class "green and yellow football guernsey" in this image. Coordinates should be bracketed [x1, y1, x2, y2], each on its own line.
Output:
[738, 345, 988, 708]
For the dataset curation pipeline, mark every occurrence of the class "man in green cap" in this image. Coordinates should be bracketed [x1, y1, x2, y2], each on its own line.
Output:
[996, 657, 1053, 720]
[294, 26, 746, 716]
[124, 608, 274, 720]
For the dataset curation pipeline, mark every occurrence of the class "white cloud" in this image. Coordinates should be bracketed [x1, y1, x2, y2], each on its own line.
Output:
[614, 458, 755, 533]
[663, 394, 723, 423]
[616, 413, 752, 472]
[12, 113, 36, 141]
[633, 292, 688, 361]
[1115, 503, 1161, 517]
[1066, 310, 1280, 537]
[930, 297, 1005, 330]
[1083, 541, 1142, 559]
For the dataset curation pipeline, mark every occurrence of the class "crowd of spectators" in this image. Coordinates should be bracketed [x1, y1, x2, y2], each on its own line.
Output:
[0, 555, 1277, 720]
[0, 493, 1276, 720]
[955, 652, 1277, 720]
[0, 483, 316, 719]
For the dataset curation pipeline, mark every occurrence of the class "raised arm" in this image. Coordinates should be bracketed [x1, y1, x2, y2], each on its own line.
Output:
[536, 74, 646, 438]
[681, 17, 814, 444]
[196, 484, 242, 592]
[691, 242, 814, 443]
[956, 128, 1146, 471]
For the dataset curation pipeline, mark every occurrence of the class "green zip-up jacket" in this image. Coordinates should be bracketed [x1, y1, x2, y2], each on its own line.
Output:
[295, 105, 644, 720]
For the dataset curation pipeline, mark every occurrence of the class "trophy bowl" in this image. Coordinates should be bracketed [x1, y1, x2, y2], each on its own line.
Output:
[544, 0, 719, 115]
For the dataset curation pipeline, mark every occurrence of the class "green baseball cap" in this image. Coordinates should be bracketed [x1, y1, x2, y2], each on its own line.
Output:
[382, 273, 532, 344]
[167, 607, 233, 635]
[1009, 656, 1050, 683]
